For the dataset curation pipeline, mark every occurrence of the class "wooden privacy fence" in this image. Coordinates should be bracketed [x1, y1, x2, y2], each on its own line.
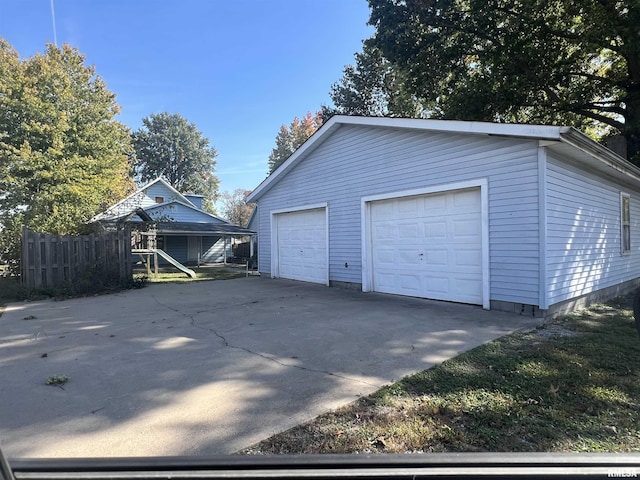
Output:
[21, 226, 132, 288]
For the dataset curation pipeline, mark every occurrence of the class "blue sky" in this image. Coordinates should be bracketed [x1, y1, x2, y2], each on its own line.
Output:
[0, 0, 373, 193]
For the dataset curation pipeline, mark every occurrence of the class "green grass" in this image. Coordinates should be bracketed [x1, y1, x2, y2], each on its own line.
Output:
[0, 276, 41, 306]
[138, 267, 245, 283]
[0, 267, 243, 310]
[241, 298, 640, 454]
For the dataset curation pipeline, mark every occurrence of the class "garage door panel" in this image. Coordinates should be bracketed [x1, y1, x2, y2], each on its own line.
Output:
[424, 276, 450, 295]
[423, 194, 447, 210]
[453, 189, 481, 207]
[398, 223, 419, 238]
[425, 249, 448, 266]
[371, 201, 393, 215]
[275, 208, 327, 284]
[454, 282, 483, 303]
[399, 277, 422, 292]
[398, 197, 420, 213]
[374, 250, 395, 265]
[453, 217, 481, 236]
[374, 224, 394, 240]
[455, 249, 482, 266]
[424, 220, 447, 239]
[376, 272, 397, 289]
[398, 249, 419, 265]
[371, 188, 482, 305]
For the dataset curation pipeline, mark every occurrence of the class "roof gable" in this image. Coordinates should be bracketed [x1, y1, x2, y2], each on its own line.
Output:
[144, 200, 228, 224]
[247, 116, 640, 202]
[92, 177, 219, 223]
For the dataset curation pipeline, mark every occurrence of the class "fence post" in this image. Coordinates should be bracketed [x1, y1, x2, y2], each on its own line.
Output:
[21, 226, 29, 286]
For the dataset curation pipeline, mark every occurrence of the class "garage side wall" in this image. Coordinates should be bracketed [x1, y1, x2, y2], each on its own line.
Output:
[256, 125, 541, 305]
[545, 155, 640, 307]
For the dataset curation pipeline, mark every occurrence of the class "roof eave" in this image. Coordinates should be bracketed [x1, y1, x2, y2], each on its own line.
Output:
[246, 115, 640, 200]
[558, 127, 640, 185]
[246, 116, 566, 202]
[247, 116, 344, 202]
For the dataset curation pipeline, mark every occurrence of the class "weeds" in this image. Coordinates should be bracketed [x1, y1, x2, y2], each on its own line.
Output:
[46, 375, 70, 386]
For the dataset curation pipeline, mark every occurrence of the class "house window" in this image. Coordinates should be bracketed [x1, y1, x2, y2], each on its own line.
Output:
[155, 196, 164, 204]
[621, 193, 631, 254]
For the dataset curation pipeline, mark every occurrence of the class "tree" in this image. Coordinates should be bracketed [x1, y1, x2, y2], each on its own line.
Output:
[268, 111, 325, 174]
[132, 112, 219, 212]
[359, 0, 640, 161]
[219, 189, 255, 227]
[0, 39, 134, 268]
[330, 40, 424, 118]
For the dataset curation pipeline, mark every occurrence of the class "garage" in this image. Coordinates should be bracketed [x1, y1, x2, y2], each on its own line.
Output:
[249, 116, 640, 315]
[368, 188, 483, 305]
[273, 206, 328, 285]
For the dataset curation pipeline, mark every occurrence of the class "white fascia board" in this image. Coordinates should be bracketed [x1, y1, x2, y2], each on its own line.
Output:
[559, 127, 640, 185]
[269, 202, 328, 216]
[334, 115, 565, 140]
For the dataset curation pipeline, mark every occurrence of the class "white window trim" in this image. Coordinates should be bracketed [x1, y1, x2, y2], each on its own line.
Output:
[621, 192, 631, 255]
[360, 179, 490, 310]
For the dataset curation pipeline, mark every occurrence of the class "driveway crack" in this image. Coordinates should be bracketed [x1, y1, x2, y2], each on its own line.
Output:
[150, 295, 381, 388]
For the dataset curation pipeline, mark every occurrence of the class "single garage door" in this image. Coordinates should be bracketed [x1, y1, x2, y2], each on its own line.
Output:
[275, 207, 327, 284]
[370, 188, 482, 304]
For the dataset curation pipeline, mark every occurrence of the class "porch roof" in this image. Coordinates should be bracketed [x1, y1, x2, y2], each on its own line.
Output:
[155, 222, 254, 236]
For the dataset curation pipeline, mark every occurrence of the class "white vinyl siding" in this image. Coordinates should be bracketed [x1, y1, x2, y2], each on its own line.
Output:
[545, 156, 640, 306]
[256, 125, 540, 305]
[143, 183, 180, 208]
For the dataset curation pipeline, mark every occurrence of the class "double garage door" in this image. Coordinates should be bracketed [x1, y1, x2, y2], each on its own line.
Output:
[273, 188, 482, 305]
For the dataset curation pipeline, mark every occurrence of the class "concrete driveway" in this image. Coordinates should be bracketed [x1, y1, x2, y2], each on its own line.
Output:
[0, 277, 541, 458]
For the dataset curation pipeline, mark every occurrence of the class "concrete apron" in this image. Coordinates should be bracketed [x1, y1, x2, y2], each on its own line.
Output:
[0, 277, 542, 458]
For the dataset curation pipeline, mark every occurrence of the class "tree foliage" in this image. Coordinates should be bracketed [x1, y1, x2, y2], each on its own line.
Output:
[268, 111, 325, 174]
[330, 40, 423, 118]
[333, 0, 640, 161]
[219, 189, 255, 227]
[0, 39, 134, 267]
[132, 112, 220, 212]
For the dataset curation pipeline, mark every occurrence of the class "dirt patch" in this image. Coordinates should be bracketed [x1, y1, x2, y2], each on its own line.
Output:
[534, 324, 578, 338]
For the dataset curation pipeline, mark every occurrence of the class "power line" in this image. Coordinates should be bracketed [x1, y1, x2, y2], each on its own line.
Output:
[50, 0, 58, 46]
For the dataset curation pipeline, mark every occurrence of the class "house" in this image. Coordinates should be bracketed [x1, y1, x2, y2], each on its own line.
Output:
[93, 178, 254, 265]
[246, 115, 640, 317]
